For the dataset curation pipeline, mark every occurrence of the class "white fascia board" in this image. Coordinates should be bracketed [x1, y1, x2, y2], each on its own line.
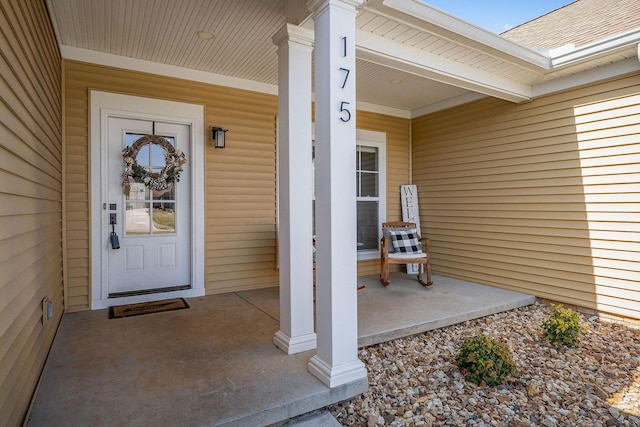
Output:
[61, 45, 278, 96]
[356, 30, 532, 103]
[376, 0, 550, 70]
[550, 29, 640, 67]
[534, 57, 640, 97]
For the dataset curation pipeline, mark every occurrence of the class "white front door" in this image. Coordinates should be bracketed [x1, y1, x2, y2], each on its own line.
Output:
[90, 91, 205, 310]
[106, 118, 191, 296]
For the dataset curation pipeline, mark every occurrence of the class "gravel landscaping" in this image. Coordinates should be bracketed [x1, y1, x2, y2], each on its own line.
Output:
[329, 302, 640, 427]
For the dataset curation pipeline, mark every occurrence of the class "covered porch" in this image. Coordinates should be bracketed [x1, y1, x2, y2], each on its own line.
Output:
[27, 274, 534, 426]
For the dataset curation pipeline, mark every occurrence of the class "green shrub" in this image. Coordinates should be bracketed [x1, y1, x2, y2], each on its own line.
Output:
[542, 304, 581, 348]
[455, 334, 516, 386]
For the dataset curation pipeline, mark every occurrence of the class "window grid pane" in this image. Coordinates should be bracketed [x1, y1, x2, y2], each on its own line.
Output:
[356, 146, 380, 251]
[311, 142, 384, 253]
[357, 201, 379, 251]
[124, 133, 178, 236]
[360, 171, 378, 197]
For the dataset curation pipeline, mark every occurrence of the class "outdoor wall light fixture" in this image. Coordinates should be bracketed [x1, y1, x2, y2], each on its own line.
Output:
[210, 126, 228, 148]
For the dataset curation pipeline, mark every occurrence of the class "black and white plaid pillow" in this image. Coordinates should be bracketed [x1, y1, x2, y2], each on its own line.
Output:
[390, 228, 421, 254]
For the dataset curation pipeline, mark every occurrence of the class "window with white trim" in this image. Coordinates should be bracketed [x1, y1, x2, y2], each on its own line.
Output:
[355, 131, 386, 259]
[312, 129, 386, 260]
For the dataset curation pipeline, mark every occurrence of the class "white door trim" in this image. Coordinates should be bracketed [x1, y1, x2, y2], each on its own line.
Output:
[90, 91, 205, 309]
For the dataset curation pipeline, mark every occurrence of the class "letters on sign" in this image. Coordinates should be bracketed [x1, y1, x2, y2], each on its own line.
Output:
[401, 185, 420, 274]
[401, 185, 420, 230]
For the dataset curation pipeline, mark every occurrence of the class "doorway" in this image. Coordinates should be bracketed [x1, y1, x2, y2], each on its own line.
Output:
[90, 91, 205, 309]
[106, 118, 191, 296]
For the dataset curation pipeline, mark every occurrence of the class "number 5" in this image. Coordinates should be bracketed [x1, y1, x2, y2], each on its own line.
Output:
[339, 101, 351, 122]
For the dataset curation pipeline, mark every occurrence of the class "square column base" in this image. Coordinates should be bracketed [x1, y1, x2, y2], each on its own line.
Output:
[308, 355, 368, 388]
[274, 330, 317, 355]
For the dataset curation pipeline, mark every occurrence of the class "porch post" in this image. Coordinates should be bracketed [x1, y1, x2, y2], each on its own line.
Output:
[272, 24, 317, 354]
[307, 0, 368, 387]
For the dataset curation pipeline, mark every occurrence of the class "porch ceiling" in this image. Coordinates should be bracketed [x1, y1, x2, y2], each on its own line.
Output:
[46, 0, 638, 115]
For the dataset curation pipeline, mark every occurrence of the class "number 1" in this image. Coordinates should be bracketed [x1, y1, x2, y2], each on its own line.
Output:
[341, 36, 347, 57]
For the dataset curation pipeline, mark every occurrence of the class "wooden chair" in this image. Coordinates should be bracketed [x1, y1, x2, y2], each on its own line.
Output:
[380, 221, 433, 287]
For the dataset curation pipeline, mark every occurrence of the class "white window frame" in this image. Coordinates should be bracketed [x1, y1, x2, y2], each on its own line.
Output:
[307, 128, 386, 260]
[355, 129, 386, 261]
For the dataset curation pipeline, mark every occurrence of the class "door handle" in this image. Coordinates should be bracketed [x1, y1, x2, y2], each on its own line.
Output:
[110, 230, 120, 249]
[109, 213, 120, 249]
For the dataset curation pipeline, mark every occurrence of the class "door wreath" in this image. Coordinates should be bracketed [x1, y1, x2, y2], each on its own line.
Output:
[122, 135, 187, 196]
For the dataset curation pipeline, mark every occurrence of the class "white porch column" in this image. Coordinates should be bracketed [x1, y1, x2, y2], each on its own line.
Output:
[272, 24, 317, 354]
[307, 0, 368, 387]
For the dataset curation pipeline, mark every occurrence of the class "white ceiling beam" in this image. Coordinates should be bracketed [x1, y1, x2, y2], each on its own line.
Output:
[356, 30, 533, 103]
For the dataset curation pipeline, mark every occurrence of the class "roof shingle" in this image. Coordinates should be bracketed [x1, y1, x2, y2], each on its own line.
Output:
[501, 0, 640, 50]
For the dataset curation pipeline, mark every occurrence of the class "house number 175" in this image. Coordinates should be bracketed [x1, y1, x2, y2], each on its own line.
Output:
[339, 36, 351, 123]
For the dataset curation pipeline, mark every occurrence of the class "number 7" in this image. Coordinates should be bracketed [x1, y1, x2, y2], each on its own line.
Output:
[339, 67, 350, 89]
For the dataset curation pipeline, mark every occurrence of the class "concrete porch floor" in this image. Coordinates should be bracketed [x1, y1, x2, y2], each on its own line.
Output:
[27, 273, 535, 427]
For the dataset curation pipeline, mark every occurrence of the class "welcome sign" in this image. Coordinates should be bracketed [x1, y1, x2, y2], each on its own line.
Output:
[401, 185, 420, 274]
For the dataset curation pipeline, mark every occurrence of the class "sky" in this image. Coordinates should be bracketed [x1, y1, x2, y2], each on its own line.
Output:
[424, 0, 574, 34]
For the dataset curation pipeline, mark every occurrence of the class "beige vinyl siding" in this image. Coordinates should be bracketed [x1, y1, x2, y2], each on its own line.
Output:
[356, 111, 410, 276]
[64, 62, 413, 303]
[64, 91, 89, 310]
[0, 0, 63, 425]
[412, 72, 640, 320]
[63, 61, 280, 305]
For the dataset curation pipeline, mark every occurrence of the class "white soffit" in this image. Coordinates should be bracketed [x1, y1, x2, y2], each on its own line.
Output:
[356, 58, 470, 110]
[358, 0, 640, 110]
[356, 0, 549, 103]
[61, 45, 279, 96]
[550, 29, 640, 67]
[356, 30, 534, 103]
[531, 28, 640, 93]
[45, 0, 639, 117]
[542, 46, 639, 81]
[372, 0, 549, 69]
[534, 57, 640, 98]
[48, 0, 284, 85]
